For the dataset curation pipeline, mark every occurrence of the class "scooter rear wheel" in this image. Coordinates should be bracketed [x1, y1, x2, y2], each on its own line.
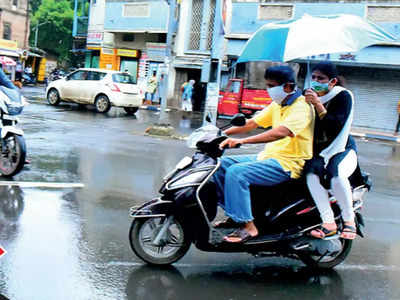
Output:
[298, 238, 352, 269]
[129, 216, 191, 265]
[0, 134, 26, 177]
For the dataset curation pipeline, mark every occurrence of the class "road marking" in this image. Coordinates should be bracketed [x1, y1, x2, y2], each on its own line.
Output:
[0, 181, 84, 188]
[102, 261, 400, 271]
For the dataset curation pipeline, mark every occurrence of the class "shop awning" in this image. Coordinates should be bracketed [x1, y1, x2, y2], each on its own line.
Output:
[0, 49, 19, 57]
[27, 51, 42, 57]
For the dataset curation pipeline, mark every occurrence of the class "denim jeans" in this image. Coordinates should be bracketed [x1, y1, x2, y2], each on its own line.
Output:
[213, 155, 291, 223]
[0, 68, 16, 90]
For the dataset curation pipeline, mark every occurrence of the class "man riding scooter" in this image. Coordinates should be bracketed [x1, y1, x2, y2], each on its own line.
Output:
[213, 65, 315, 243]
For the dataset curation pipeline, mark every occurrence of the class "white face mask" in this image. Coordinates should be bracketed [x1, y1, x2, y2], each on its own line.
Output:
[267, 84, 294, 105]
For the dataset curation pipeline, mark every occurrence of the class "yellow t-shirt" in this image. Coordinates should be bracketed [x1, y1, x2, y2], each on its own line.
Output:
[253, 96, 315, 178]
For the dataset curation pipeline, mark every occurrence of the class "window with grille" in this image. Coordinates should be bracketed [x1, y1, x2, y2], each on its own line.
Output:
[188, 0, 203, 50]
[188, 0, 216, 51]
[3, 23, 12, 40]
[207, 0, 216, 50]
[12, 0, 18, 7]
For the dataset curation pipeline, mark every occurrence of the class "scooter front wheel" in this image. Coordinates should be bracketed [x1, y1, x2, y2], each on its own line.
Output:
[0, 134, 26, 177]
[129, 216, 191, 265]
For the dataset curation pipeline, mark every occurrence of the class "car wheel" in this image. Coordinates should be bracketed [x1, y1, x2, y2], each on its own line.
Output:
[95, 95, 111, 113]
[124, 107, 139, 115]
[47, 88, 60, 106]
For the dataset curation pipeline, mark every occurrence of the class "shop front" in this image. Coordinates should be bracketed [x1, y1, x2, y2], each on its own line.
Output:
[0, 39, 20, 80]
[117, 49, 139, 83]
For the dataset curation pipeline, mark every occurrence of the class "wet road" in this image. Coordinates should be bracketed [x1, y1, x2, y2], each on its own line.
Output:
[0, 87, 399, 300]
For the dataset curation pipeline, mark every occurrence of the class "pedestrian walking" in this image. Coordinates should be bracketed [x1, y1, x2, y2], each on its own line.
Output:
[395, 99, 400, 135]
[181, 79, 195, 112]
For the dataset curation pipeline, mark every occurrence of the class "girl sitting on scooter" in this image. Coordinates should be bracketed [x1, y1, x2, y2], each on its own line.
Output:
[304, 61, 358, 240]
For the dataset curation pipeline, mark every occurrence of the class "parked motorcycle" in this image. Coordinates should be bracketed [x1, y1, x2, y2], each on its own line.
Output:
[49, 69, 65, 82]
[0, 86, 27, 177]
[129, 114, 371, 269]
[22, 73, 36, 86]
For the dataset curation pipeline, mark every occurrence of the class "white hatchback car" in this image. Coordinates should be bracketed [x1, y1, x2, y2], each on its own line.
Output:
[46, 68, 141, 114]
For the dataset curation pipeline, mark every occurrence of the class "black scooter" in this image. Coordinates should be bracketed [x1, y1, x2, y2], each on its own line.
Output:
[129, 114, 371, 269]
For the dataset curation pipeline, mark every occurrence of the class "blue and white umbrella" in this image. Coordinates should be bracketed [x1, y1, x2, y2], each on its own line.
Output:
[237, 14, 397, 63]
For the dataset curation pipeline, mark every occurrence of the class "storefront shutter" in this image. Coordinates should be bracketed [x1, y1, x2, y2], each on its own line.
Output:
[341, 67, 400, 132]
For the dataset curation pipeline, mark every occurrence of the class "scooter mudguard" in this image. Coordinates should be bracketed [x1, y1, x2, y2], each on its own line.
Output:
[130, 198, 174, 219]
[1, 126, 24, 138]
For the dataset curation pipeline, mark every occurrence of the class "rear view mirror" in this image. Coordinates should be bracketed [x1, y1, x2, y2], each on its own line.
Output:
[230, 113, 246, 127]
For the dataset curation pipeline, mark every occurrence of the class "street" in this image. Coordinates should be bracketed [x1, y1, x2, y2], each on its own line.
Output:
[0, 86, 399, 300]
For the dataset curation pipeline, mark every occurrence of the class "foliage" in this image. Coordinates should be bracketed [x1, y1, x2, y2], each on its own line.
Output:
[29, 0, 43, 13]
[30, 0, 74, 62]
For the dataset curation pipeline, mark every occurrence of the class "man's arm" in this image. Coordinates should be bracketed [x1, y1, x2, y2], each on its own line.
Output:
[224, 119, 258, 135]
[220, 125, 292, 149]
[241, 125, 293, 144]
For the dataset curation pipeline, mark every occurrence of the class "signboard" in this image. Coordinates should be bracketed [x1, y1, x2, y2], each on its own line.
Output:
[102, 48, 114, 55]
[158, 63, 168, 75]
[203, 82, 220, 125]
[146, 43, 166, 62]
[87, 32, 103, 44]
[0, 246, 6, 259]
[116, 49, 139, 57]
[0, 39, 18, 51]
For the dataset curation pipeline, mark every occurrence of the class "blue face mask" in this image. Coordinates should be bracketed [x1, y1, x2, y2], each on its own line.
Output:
[310, 80, 330, 93]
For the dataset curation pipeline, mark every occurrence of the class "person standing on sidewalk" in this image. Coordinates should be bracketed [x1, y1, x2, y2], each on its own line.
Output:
[146, 71, 158, 104]
[181, 79, 195, 112]
[395, 99, 400, 135]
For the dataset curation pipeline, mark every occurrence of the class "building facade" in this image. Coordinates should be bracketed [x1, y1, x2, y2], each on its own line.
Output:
[225, 0, 400, 132]
[76, 0, 400, 131]
[0, 0, 30, 58]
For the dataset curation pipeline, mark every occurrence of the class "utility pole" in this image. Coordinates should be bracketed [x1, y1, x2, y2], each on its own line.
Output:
[159, 0, 176, 123]
[34, 21, 49, 48]
[203, 0, 225, 126]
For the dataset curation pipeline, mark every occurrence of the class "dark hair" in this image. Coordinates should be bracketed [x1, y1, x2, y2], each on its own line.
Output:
[264, 65, 296, 85]
[312, 61, 345, 87]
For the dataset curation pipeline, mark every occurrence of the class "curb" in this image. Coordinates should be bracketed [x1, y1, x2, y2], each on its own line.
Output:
[351, 131, 400, 143]
[140, 105, 171, 112]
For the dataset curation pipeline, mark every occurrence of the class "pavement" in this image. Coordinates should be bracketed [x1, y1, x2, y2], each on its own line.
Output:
[350, 127, 400, 143]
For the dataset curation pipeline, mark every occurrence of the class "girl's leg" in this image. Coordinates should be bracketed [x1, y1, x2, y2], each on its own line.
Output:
[329, 150, 358, 239]
[330, 150, 358, 222]
[306, 173, 335, 224]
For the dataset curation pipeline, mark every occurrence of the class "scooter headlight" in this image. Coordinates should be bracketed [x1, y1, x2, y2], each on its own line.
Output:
[168, 170, 210, 189]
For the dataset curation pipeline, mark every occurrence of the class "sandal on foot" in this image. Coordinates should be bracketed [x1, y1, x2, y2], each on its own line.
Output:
[213, 218, 240, 229]
[223, 228, 257, 244]
[340, 224, 357, 240]
[310, 226, 337, 239]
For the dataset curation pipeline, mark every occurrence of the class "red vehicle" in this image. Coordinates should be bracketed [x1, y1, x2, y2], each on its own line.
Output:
[218, 79, 272, 117]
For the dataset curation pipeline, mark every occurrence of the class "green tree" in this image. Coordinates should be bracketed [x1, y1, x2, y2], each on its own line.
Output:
[29, 0, 43, 13]
[30, 0, 74, 61]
